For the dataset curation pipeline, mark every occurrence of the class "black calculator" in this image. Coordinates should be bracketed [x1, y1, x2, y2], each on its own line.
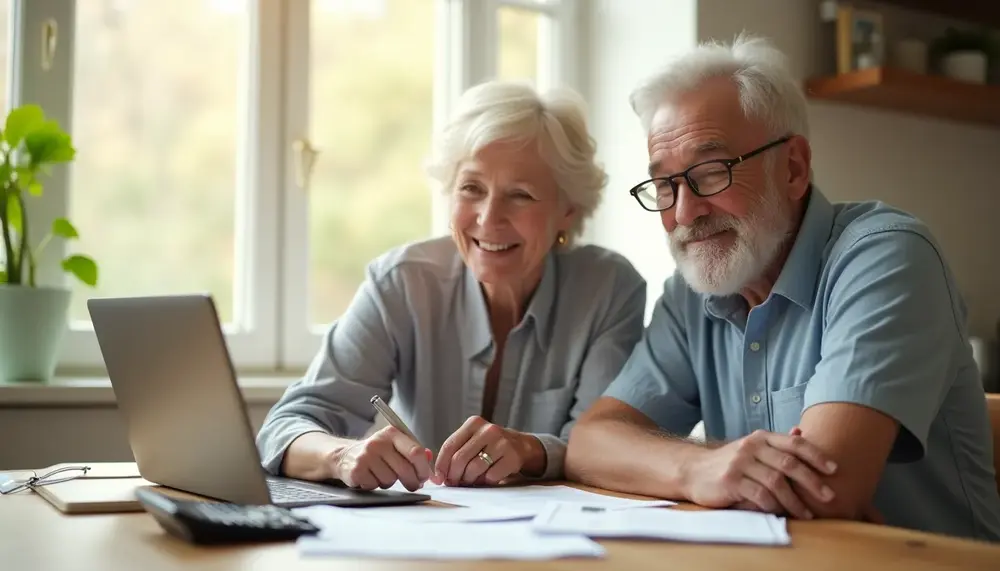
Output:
[135, 487, 320, 545]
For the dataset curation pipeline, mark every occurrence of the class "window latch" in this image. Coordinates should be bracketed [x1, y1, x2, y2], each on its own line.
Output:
[292, 138, 319, 191]
[41, 18, 58, 71]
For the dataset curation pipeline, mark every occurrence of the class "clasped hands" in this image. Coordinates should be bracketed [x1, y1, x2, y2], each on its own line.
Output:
[683, 426, 883, 522]
[333, 416, 539, 491]
[684, 427, 838, 520]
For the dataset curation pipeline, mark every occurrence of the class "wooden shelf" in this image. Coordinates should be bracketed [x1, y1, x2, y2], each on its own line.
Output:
[804, 67, 1000, 128]
[872, 0, 1000, 29]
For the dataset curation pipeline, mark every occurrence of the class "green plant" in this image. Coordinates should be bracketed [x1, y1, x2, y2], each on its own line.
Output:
[0, 104, 97, 288]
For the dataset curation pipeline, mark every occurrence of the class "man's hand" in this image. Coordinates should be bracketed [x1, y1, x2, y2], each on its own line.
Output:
[727, 427, 887, 523]
[433, 416, 545, 486]
[683, 429, 838, 519]
[332, 426, 433, 491]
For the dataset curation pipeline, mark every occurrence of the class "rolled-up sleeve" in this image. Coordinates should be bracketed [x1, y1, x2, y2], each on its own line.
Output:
[531, 261, 647, 480]
[805, 229, 962, 463]
[255, 264, 408, 475]
[603, 275, 703, 436]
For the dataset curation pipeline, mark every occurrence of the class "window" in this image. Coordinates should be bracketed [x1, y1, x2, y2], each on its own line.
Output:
[16, 0, 579, 374]
[305, 0, 435, 327]
[0, 0, 9, 115]
[68, 0, 246, 325]
[497, 6, 540, 85]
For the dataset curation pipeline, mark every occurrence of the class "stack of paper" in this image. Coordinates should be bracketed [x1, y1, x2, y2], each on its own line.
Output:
[532, 503, 791, 546]
[295, 507, 605, 560]
[294, 484, 791, 560]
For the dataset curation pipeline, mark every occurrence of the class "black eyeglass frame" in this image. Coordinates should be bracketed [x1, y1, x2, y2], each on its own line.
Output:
[629, 135, 793, 212]
[0, 465, 91, 495]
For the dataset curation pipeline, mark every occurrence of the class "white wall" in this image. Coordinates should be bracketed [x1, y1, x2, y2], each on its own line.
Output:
[585, 0, 1000, 342]
[582, 0, 697, 323]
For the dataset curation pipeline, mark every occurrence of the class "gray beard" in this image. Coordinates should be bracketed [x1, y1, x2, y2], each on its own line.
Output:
[670, 183, 794, 296]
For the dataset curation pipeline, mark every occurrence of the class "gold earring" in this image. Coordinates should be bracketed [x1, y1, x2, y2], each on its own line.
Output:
[556, 232, 567, 246]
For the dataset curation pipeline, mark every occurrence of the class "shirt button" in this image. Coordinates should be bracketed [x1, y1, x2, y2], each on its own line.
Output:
[751, 394, 761, 404]
[749, 341, 761, 352]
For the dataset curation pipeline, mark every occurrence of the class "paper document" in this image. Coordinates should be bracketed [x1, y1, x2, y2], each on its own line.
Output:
[392, 482, 675, 511]
[295, 503, 536, 524]
[295, 509, 605, 560]
[532, 504, 791, 546]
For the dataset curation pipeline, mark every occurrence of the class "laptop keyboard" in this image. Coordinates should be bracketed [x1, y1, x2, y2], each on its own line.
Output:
[266, 478, 348, 502]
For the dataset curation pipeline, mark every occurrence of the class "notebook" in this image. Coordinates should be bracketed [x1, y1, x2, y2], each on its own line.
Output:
[29, 462, 152, 514]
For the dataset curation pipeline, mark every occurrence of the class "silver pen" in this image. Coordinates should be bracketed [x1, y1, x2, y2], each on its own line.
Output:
[370, 395, 423, 447]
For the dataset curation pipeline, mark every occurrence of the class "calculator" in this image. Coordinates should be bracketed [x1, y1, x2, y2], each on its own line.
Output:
[135, 487, 320, 544]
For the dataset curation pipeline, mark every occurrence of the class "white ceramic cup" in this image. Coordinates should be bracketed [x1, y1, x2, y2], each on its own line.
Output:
[941, 50, 988, 83]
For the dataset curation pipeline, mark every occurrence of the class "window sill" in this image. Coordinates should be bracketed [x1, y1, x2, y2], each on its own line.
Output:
[0, 376, 297, 407]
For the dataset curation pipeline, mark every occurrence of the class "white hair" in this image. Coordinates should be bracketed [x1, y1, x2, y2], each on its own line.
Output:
[425, 80, 607, 245]
[629, 32, 810, 140]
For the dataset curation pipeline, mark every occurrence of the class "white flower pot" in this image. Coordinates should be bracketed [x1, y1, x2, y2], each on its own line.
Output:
[941, 50, 988, 84]
[0, 285, 71, 382]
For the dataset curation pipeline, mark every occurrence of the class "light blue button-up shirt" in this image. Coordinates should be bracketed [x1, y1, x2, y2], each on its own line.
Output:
[605, 187, 1000, 541]
[257, 236, 646, 480]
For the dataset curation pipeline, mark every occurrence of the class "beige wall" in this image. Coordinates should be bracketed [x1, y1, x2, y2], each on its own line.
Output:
[807, 105, 1000, 341]
[1, 403, 275, 470]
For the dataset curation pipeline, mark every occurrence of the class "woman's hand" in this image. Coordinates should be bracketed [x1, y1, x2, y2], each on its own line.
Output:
[432, 416, 545, 486]
[332, 426, 433, 491]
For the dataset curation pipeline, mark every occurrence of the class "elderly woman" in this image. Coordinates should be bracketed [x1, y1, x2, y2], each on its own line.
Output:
[256, 80, 646, 492]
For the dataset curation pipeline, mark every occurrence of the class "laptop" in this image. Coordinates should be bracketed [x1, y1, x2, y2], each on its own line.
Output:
[87, 293, 430, 508]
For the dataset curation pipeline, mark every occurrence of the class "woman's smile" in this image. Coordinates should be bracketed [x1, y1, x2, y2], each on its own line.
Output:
[472, 237, 520, 255]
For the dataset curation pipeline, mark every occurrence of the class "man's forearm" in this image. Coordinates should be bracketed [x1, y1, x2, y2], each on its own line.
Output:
[565, 418, 706, 500]
[789, 404, 898, 521]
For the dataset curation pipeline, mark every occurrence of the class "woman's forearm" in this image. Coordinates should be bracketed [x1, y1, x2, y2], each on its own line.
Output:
[515, 432, 548, 477]
[281, 431, 357, 481]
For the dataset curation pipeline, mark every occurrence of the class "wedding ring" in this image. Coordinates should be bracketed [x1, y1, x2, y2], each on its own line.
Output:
[478, 450, 495, 467]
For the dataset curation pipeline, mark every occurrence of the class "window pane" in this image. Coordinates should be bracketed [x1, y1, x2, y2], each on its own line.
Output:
[0, 0, 7, 271]
[308, 0, 434, 325]
[497, 7, 539, 84]
[0, 0, 9, 115]
[68, 0, 246, 324]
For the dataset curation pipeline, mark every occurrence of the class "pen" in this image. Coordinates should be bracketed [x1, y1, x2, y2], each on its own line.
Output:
[370, 395, 423, 447]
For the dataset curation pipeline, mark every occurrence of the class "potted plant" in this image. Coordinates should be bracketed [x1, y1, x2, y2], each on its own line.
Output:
[929, 27, 999, 84]
[0, 103, 97, 382]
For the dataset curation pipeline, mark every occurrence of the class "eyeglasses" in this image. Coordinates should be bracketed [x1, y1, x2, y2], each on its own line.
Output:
[0, 465, 91, 495]
[629, 136, 792, 212]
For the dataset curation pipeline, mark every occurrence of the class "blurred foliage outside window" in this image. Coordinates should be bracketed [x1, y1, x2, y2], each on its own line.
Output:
[66, 0, 542, 329]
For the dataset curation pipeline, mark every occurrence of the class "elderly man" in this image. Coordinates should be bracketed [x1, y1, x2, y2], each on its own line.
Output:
[565, 34, 1000, 542]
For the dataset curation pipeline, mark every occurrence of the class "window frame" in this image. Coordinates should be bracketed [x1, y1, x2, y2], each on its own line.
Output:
[18, 0, 581, 375]
[45, 0, 281, 371]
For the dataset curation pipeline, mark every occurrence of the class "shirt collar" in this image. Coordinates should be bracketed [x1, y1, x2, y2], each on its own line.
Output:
[703, 185, 833, 318]
[771, 186, 833, 310]
[459, 253, 558, 360]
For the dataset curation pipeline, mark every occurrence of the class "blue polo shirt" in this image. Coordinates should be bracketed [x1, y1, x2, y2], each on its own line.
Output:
[605, 187, 1000, 542]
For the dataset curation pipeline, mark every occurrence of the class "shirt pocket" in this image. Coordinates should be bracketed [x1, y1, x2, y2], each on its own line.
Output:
[521, 385, 577, 436]
[769, 383, 808, 434]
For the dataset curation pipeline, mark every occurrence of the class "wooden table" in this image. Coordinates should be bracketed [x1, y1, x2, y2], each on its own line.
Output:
[2, 481, 999, 570]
